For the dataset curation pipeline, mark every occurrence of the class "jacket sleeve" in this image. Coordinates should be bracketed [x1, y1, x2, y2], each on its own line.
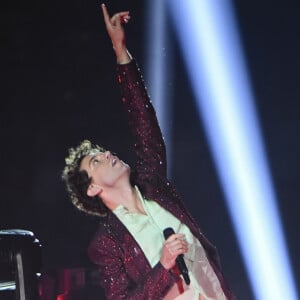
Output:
[116, 60, 167, 179]
[88, 230, 178, 300]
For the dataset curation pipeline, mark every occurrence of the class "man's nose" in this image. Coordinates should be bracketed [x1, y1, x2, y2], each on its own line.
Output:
[104, 151, 111, 160]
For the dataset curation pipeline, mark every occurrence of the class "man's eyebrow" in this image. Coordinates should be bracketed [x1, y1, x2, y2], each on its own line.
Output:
[88, 155, 97, 168]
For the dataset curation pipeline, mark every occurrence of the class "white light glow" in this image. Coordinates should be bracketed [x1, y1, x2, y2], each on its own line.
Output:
[144, 0, 174, 175]
[167, 0, 298, 299]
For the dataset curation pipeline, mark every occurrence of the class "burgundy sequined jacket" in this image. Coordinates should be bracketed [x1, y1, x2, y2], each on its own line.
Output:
[88, 60, 234, 300]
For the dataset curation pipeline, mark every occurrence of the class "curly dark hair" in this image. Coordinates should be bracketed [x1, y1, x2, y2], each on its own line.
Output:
[62, 140, 109, 217]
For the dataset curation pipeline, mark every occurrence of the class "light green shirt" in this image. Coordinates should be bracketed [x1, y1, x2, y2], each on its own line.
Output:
[113, 186, 226, 300]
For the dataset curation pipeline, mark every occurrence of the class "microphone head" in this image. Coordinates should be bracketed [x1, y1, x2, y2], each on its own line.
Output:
[163, 227, 175, 240]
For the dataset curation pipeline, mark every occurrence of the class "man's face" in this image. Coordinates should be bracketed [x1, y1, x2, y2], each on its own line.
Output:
[80, 150, 130, 192]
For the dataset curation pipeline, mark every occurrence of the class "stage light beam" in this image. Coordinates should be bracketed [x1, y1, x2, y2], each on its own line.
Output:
[143, 0, 174, 176]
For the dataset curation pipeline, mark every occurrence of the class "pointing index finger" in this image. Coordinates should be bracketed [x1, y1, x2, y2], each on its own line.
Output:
[101, 3, 110, 25]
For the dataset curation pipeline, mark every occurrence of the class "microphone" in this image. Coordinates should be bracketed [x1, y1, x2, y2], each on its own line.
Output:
[163, 227, 190, 285]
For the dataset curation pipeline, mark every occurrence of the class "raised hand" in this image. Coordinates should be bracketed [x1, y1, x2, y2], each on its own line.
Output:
[101, 3, 132, 64]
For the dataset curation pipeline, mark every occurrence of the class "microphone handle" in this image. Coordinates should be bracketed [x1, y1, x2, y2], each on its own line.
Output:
[176, 254, 190, 285]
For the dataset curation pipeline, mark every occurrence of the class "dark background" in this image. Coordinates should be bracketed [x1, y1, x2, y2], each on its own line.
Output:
[1, 1, 299, 299]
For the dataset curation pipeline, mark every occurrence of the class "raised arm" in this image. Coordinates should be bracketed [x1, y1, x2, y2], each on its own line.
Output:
[102, 4, 167, 177]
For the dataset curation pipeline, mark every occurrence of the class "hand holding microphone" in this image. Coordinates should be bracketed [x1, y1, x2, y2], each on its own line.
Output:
[161, 227, 190, 285]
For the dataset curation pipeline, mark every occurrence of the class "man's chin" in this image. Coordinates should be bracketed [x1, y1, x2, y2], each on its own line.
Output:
[119, 160, 130, 171]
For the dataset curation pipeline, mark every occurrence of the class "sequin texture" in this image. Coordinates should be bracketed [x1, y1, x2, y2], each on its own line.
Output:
[88, 61, 235, 300]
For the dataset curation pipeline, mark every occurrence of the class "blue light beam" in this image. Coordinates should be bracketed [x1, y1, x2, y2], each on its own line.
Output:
[167, 1, 298, 299]
[143, 0, 174, 176]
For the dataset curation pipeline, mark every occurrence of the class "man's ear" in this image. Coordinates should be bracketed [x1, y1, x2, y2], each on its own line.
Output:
[87, 184, 102, 197]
